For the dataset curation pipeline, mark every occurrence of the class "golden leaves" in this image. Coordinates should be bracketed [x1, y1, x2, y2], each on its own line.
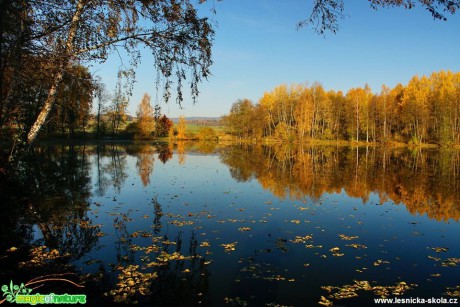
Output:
[329, 247, 344, 257]
[290, 235, 313, 243]
[221, 242, 237, 253]
[346, 243, 367, 249]
[338, 234, 359, 241]
[445, 286, 460, 297]
[18, 246, 65, 268]
[430, 247, 449, 253]
[321, 280, 417, 302]
[238, 227, 251, 232]
[107, 264, 156, 303]
[373, 259, 390, 266]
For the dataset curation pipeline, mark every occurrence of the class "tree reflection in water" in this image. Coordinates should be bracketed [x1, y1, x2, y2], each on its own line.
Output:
[0, 144, 100, 291]
[2, 142, 460, 305]
[220, 145, 460, 221]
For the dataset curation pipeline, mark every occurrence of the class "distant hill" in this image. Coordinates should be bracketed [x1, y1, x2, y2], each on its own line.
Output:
[170, 117, 222, 125]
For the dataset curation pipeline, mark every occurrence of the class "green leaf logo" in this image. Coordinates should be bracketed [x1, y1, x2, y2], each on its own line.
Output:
[1, 280, 33, 303]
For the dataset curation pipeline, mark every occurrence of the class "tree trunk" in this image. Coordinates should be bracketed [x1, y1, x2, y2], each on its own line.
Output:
[25, 0, 85, 144]
[27, 70, 64, 143]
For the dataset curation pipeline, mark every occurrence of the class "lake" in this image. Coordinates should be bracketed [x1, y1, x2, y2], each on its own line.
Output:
[1, 142, 459, 306]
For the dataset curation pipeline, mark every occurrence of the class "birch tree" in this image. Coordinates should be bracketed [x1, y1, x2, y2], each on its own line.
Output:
[7, 0, 214, 144]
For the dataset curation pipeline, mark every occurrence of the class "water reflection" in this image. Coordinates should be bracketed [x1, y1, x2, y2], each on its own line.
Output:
[220, 145, 460, 222]
[0, 145, 99, 286]
[1, 142, 460, 306]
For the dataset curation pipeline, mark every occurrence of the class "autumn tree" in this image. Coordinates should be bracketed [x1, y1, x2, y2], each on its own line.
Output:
[53, 64, 94, 136]
[346, 87, 365, 142]
[376, 85, 391, 142]
[400, 76, 431, 144]
[2, 0, 458, 145]
[222, 99, 257, 138]
[94, 78, 111, 138]
[429, 70, 459, 144]
[328, 90, 346, 141]
[198, 127, 217, 141]
[155, 115, 174, 138]
[294, 84, 313, 140]
[136, 93, 155, 138]
[258, 91, 277, 137]
[1, 0, 214, 144]
[108, 74, 129, 135]
[177, 116, 187, 140]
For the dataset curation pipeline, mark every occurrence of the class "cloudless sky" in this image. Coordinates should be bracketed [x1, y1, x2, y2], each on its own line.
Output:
[90, 0, 460, 118]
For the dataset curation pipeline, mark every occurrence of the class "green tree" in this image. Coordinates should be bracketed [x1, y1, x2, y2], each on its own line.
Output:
[222, 99, 256, 138]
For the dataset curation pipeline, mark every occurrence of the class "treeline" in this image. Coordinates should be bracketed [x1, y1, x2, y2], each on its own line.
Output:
[222, 71, 460, 145]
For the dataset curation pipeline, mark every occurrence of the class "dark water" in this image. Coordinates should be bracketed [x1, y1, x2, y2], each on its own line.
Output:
[1, 142, 460, 306]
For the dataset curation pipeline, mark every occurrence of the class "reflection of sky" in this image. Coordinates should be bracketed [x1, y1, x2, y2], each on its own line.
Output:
[75, 149, 460, 305]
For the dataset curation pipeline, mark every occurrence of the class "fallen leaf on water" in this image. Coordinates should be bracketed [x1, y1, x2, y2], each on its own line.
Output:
[339, 234, 359, 241]
[318, 296, 333, 306]
[430, 247, 449, 253]
[221, 242, 237, 253]
[238, 227, 251, 232]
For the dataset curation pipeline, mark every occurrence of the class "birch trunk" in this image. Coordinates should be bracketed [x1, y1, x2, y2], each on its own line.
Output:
[26, 0, 85, 144]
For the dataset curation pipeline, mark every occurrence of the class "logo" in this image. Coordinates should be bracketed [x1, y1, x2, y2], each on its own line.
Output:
[1, 280, 86, 305]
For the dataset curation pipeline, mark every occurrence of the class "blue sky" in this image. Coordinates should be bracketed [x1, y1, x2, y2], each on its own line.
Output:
[90, 0, 460, 118]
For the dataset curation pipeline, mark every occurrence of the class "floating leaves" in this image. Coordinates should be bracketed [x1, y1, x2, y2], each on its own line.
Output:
[373, 259, 390, 266]
[290, 235, 313, 244]
[318, 295, 333, 306]
[445, 286, 460, 297]
[441, 258, 460, 267]
[200, 241, 211, 247]
[430, 247, 449, 253]
[131, 231, 152, 238]
[18, 246, 65, 267]
[305, 244, 322, 249]
[169, 219, 194, 226]
[339, 234, 359, 241]
[221, 242, 237, 253]
[238, 227, 251, 232]
[224, 296, 248, 306]
[346, 243, 367, 249]
[239, 258, 294, 283]
[107, 264, 156, 304]
[156, 251, 193, 263]
[427, 255, 460, 267]
[321, 280, 417, 302]
[329, 247, 344, 257]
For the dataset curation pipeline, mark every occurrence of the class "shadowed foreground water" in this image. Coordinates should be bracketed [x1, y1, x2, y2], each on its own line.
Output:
[1, 142, 459, 306]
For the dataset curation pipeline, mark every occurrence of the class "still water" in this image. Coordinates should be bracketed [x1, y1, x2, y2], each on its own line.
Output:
[1, 142, 460, 306]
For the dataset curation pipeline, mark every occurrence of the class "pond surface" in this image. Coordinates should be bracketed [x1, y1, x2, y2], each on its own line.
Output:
[1, 142, 460, 306]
